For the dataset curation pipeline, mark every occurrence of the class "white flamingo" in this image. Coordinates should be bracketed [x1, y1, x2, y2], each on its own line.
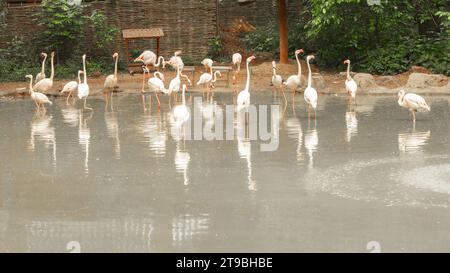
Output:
[61, 70, 83, 105]
[201, 58, 214, 72]
[344, 59, 357, 103]
[196, 67, 222, 95]
[134, 50, 165, 92]
[25, 75, 52, 111]
[232, 53, 242, 71]
[146, 67, 166, 107]
[35, 52, 47, 83]
[236, 56, 255, 112]
[397, 90, 430, 122]
[166, 50, 192, 86]
[232, 53, 242, 92]
[33, 52, 55, 93]
[78, 54, 92, 111]
[284, 49, 304, 97]
[167, 63, 183, 99]
[304, 55, 318, 118]
[172, 84, 190, 127]
[271, 60, 286, 103]
[104, 52, 119, 91]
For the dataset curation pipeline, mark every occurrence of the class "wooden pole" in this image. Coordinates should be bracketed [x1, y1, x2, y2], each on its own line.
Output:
[277, 0, 288, 64]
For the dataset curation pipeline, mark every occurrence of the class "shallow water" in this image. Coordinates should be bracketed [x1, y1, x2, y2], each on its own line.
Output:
[0, 92, 449, 253]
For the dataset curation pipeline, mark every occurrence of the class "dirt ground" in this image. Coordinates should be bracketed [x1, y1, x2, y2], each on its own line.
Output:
[0, 61, 448, 97]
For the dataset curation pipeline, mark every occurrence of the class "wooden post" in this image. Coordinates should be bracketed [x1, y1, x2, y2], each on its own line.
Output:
[156, 38, 160, 57]
[277, 0, 288, 64]
[124, 38, 131, 73]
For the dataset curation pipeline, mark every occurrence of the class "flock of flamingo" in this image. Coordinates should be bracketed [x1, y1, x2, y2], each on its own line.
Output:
[26, 48, 431, 123]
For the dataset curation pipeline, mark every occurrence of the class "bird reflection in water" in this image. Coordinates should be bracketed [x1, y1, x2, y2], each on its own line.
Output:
[304, 120, 318, 169]
[175, 141, 190, 186]
[345, 110, 358, 143]
[79, 111, 92, 174]
[285, 108, 304, 163]
[236, 113, 256, 191]
[398, 124, 431, 154]
[104, 110, 121, 159]
[60, 104, 79, 128]
[28, 111, 57, 166]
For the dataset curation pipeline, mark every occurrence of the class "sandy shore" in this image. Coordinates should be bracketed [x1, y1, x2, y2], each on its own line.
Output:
[1, 61, 448, 97]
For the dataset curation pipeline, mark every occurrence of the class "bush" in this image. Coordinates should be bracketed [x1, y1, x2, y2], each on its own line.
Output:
[242, 25, 278, 54]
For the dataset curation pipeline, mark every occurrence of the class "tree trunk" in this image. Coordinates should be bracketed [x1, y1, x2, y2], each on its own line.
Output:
[278, 0, 288, 64]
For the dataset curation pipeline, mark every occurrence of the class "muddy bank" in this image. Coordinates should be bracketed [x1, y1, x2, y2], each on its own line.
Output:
[0, 62, 448, 97]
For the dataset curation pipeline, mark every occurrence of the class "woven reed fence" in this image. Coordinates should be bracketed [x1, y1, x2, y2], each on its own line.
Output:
[218, 0, 302, 28]
[0, 0, 217, 60]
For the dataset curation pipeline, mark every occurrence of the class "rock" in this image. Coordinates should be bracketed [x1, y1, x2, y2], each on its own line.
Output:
[354, 73, 377, 91]
[410, 66, 431, 74]
[406, 73, 448, 88]
[375, 76, 397, 88]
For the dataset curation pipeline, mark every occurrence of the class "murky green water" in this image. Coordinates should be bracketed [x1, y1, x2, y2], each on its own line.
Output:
[0, 92, 449, 252]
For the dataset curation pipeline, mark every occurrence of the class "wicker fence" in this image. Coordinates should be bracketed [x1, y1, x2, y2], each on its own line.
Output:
[1, 0, 217, 60]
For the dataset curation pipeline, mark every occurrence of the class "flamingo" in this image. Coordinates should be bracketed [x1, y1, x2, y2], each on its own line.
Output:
[146, 67, 167, 107]
[25, 75, 52, 111]
[104, 52, 119, 91]
[196, 67, 222, 96]
[33, 51, 55, 93]
[397, 90, 430, 122]
[61, 70, 83, 105]
[35, 52, 47, 83]
[304, 55, 318, 118]
[232, 53, 242, 71]
[237, 56, 256, 112]
[165, 50, 192, 86]
[232, 53, 242, 92]
[172, 84, 190, 127]
[344, 59, 357, 104]
[167, 63, 183, 100]
[271, 60, 286, 103]
[284, 49, 304, 99]
[201, 58, 214, 72]
[134, 50, 165, 92]
[78, 54, 92, 111]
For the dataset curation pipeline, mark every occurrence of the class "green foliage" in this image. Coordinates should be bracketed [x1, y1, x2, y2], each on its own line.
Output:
[35, 0, 85, 61]
[242, 25, 278, 53]
[305, 0, 449, 75]
[208, 36, 224, 59]
[88, 10, 119, 50]
[0, 0, 121, 82]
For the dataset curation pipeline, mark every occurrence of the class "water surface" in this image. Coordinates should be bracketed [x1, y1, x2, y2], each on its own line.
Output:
[0, 92, 449, 252]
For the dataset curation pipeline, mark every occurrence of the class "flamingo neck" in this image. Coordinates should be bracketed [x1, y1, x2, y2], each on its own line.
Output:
[154, 71, 162, 79]
[82, 57, 87, 84]
[41, 55, 47, 74]
[182, 88, 186, 105]
[50, 54, 54, 81]
[296, 53, 301, 78]
[212, 71, 220, 83]
[244, 60, 251, 92]
[114, 56, 118, 78]
[346, 62, 351, 80]
[272, 66, 276, 77]
[398, 94, 405, 106]
[307, 59, 312, 88]
[78, 72, 82, 84]
[28, 77, 34, 94]
[155, 56, 164, 67]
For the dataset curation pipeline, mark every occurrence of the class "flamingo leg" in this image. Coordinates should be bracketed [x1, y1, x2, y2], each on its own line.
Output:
[83, 97, 92, 111]
[155, 92, 161, 108]
[281, 87, 287, 105]
[141, 94, 147, 111]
